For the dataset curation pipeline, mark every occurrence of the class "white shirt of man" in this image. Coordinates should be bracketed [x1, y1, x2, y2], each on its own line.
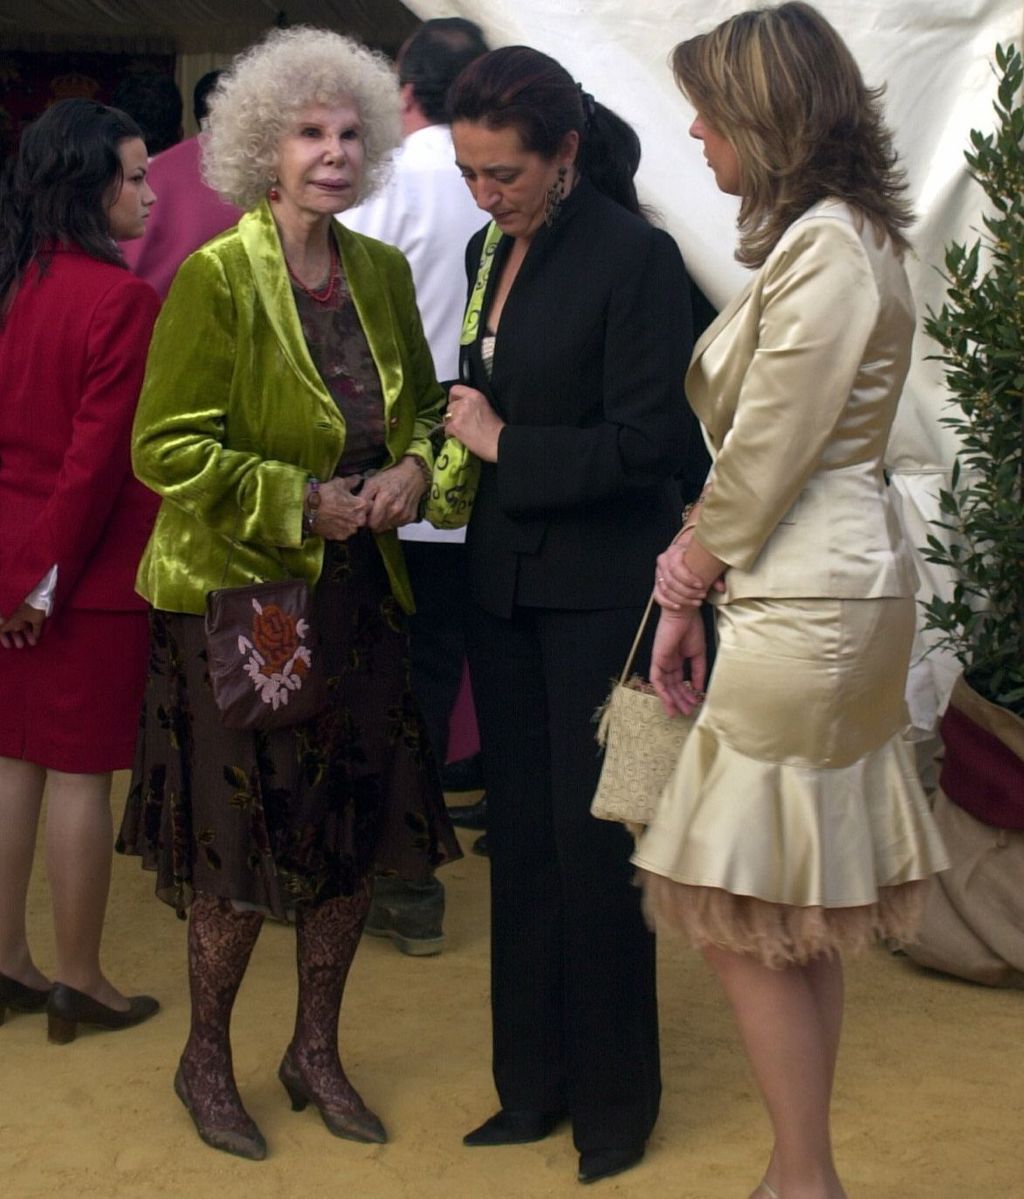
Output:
[340, 123, 486, 544]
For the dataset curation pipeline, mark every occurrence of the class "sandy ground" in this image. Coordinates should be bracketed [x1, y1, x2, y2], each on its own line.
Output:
[1, 776, 1022, 1199]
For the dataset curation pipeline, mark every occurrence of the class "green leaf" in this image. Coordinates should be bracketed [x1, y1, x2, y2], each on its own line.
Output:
[921, 40, 1024, 718]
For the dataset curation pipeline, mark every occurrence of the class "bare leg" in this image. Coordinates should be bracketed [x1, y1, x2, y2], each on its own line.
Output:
[756, 953, 845, 1198]
[280, 879, 386, 1142]
[805, 953, 844, 1100]
[0, 756, 49, 988]
[44, 768, 133, 1008]
[704, 945, 848, 1199]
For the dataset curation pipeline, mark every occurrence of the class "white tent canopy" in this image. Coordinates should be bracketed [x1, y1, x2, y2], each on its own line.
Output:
[406, 0, 1023, 732]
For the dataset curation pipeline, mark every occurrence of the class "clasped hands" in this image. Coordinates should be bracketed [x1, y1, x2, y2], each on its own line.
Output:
[0, 601, 45, 649]
[649, 530, 726, 718]
[310, 457, 427, 540]
[653, 531, 725, 612]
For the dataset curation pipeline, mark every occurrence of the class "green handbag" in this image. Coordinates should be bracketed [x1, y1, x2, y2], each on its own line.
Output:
[423, 438, 481, 530]
[422, 221, 502, 531]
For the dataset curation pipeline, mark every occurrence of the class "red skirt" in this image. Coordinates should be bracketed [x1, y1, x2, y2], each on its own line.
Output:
[0, 607, 149, 773]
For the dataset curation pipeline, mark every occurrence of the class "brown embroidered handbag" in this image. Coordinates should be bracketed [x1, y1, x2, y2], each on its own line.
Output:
[204, 575, 327, 732]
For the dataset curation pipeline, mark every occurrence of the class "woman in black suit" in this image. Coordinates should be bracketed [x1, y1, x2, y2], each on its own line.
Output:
[443, 46, 695, 1185]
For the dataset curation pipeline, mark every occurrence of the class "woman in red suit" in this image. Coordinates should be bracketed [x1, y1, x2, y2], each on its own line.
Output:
[0, 99, 162, 1040]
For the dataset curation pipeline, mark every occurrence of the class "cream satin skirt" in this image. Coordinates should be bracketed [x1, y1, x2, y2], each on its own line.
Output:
[632, 596, 948, 966]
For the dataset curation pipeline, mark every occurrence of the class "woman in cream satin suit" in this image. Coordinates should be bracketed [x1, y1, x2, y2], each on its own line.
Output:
[632, 6, 946, 1198]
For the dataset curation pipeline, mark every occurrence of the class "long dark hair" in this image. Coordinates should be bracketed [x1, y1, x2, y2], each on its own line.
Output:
[447, 45, 644, 217]
[0, 99, 142, 318]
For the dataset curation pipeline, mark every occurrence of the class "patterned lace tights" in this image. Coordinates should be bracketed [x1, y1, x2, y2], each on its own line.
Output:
[179, 894, 264, 1136]
[285, 875, 373, 1112]
[179, 881, 371, 1132]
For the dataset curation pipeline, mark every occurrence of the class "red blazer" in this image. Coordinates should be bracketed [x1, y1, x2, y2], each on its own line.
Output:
[0, 246, 161, 617]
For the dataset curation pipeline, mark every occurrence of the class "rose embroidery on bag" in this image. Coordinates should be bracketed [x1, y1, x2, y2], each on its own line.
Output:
[237, 598, 312, 710]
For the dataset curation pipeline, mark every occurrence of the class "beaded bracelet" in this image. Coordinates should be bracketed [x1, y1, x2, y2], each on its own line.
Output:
[402, 454, 432, 489]
[302, 477, 321, 537]
[680, 499, 702, 534]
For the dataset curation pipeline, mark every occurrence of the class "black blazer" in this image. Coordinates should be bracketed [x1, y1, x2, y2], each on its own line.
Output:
[460, 179, 695, 618]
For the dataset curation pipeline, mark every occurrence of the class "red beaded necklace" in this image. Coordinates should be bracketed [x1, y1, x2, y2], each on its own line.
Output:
[287, 239, 340, 305]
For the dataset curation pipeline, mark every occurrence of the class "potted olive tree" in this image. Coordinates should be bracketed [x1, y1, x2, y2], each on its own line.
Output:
[906, 43, 1024, 987]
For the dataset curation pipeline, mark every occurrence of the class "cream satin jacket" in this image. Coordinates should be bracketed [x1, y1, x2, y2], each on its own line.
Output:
[689, 199, 919, 602]
[132, 200, 444, 615]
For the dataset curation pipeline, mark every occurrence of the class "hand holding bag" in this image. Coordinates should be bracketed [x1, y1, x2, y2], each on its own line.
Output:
[591, 589, 696, 834]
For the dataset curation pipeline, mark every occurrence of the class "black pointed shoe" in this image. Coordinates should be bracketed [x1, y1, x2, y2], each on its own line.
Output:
[463, 1108, 565, 1146]
[46, 982, 159, 1044]
[174, 1064, 267, 1161]
[0, 973, 51, 1024]
[471, 833, 490, 857]
[446, 796, 488, 830]
[439, 753, 485, 793]
[278, 1050, 387, 1144]
[578, 1144, 645, 1184]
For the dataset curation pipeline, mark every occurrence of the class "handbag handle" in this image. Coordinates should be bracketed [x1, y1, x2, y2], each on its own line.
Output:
[615, 525, 689, 685]
[459, 222, 503, 348]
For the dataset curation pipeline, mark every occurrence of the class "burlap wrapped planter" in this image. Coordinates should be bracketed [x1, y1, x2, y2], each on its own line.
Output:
[906, 676, 1024, 987]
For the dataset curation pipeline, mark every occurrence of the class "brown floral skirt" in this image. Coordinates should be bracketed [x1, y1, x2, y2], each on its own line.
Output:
[117, 533, 462, 919]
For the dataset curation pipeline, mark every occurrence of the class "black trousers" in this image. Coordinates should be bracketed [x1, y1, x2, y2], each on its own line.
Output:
[466, 602, 661, 1152]
[403, 540, 469, 764]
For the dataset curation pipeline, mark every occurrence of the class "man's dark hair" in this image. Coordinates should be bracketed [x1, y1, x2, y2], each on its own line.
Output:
[111, 72, 182, 155]
[398, 18, 488, 124]
[193, 70, 224, 126]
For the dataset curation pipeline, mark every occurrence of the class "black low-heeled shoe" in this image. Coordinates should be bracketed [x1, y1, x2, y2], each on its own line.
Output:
[446, 796, 488, 829]
[0, 973, 51, 1024]
[471, 833, 490, 857]
[463, 1108, 565, 1146]
[577, 1144, 645, 1184]
[46, 982, 159, 1044]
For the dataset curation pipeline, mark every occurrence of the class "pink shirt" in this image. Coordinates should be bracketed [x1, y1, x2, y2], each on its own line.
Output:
[122, 136, 241, 299]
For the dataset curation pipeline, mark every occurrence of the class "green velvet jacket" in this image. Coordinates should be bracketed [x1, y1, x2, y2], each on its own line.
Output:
[132, 200, 444, 615]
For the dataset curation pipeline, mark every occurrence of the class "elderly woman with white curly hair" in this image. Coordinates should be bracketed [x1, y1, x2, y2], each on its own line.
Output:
[117, 27, 461, 1161]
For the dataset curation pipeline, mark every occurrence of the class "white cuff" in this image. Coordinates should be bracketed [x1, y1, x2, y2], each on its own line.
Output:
[24, 564, 58, 617]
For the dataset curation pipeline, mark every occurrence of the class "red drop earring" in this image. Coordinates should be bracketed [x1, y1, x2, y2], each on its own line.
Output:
[269, 183, 280, 201]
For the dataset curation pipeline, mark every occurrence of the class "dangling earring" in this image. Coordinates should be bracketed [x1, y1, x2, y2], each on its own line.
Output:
[268, 178, 280, 202]
[544, 164, 568, 227]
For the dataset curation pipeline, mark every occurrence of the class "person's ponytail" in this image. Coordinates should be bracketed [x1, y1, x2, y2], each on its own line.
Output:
[577, 101, 642, 216]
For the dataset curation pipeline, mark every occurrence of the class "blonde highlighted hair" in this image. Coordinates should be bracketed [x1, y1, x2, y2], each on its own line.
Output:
[202, 26, 401, 210]
[673, 1, 913, 267]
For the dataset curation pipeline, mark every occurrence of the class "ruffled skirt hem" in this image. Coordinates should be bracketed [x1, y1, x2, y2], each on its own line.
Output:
[638, 873, 930, 969]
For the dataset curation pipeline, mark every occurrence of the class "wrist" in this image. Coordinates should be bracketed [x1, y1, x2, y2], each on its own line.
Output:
[485, 423, 505, 464]
[302, 477, 321, 537]
[659, 605, 699, 625]
[681, 496, 705, 529]
[401, 453, 431, 491]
